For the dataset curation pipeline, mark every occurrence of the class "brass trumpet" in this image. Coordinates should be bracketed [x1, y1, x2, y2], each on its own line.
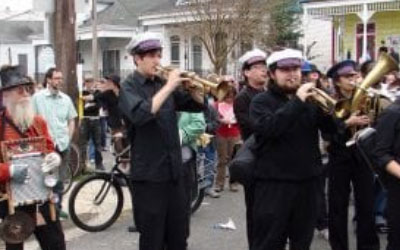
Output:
[156, 66, 231, 101]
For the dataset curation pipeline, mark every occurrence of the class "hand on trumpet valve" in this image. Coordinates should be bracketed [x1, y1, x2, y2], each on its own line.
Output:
[345, 111, 371, 127]
[165, 68, 192, 90]
[296, 82, 316, 102]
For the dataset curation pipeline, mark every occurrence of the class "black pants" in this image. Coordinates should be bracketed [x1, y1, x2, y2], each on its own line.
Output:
[252, 179, 319, 250]
[328, 152, 380, 250]
[386, 177, 400, 250]
[79, 118, 103, 170]
[5, 203, 66, 250]
[182, 150, 196, 241]
[316, 165, 328, 231]
[244, 184, 254, 249]
[132, 178, 189, 250]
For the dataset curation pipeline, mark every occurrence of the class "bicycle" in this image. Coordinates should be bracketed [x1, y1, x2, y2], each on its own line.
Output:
[68, 144, 131, 232]
[68, 144, 213, 232]
[57, 142, 80, 194]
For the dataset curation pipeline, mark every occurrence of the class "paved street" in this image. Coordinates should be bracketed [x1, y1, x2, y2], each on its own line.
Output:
[24, 185, 388, 250]
[5, 151, 388, 250]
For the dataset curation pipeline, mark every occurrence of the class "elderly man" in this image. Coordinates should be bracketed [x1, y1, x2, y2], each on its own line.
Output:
[249, 49, 337, 250]
[119, 32, 204, 250]
[0, 65, 65, 250]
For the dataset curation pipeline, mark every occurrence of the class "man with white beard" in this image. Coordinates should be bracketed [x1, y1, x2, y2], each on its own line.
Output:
[0, 65, 66, 250]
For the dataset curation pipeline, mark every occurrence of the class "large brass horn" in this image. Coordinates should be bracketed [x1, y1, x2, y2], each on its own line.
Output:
[156, 66, 230, 101]
[350, 53, 399, 114]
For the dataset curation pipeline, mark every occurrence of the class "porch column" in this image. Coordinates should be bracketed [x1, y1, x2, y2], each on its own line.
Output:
[357, 3, 375, 62]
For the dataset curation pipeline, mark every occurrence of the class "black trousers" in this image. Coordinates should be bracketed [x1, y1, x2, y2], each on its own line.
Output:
[132, 178, 189, 250]
[386, 177, 400, 250]
[78, 118, 103, 170]
[251, 179, 319, 250]
[5, 203, 66, 250]
[328, 151, 380, 250]
[244, 184, 254, 249]
[316, 165, 328, 231]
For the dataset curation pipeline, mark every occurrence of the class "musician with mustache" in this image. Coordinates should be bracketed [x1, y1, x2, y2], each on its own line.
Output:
[249, 49, 337, 250]
[324, 60, 380, 250]
[0, 65, 65, 250]
[118, 32, 204, 250]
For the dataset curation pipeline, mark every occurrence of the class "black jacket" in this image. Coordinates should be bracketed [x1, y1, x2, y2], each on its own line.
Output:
[94, 90, 123, 130]
[374, 99, 400, 179]
[118, 71, 204, 182]
[249, 83, 337, 181]
[234, 85, 264, 141]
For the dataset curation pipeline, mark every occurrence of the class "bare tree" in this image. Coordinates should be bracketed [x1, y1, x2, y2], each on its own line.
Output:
[177, 0, 271, 74]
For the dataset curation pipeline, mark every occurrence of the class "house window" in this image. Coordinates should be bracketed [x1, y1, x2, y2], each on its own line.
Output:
[103, 50, 120, 76]
[170, 35, 180, 66]
[192, 36, 202, 74]
[356, 23, 376, 62]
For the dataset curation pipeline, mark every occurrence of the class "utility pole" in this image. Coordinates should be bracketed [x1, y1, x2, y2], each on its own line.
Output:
[92, 0, 98, 80]
[54, 0, 78, 103]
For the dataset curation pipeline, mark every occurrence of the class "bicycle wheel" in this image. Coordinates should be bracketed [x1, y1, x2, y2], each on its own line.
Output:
[61, 163, 73, 194]
[68, 174, 124, 232]
[190, 161, 205, 214]
[69, 143, 81, 177]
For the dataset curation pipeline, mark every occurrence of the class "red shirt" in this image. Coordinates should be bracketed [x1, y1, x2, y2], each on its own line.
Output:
[0, 112, 55, 183]
[215, 102, 241, 138]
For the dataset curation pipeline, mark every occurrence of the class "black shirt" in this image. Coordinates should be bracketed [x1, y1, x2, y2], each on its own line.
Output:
[94, 90, 123, 130]
[234, 85, 264, 141]
[118, 71, 204, 182]
[250, 83, 337, 181]
[374, 99, 400, 175]
[82, 90, 100, 117]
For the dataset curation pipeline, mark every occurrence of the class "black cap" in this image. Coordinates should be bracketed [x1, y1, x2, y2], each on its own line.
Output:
[0, 65, 33, 92]
[326, 60, 357, 79]
[104, 74, 121, 88]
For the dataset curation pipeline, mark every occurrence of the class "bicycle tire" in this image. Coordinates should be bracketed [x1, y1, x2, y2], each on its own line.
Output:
[68, 174, 124, 232]
[69, 143, 81, 177]
[191, 188, 205, 214]
[61, 163, 73, 194]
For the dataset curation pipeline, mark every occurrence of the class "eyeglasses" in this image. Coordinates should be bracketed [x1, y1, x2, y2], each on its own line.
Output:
[15, 85, 35, 95]
[52, 77, 63, 80]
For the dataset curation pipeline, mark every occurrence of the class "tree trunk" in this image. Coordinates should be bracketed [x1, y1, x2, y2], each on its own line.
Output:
[53, 0, 78, 105]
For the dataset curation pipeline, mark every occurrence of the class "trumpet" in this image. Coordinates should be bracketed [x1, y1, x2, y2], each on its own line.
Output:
[156, 66, 231, 101]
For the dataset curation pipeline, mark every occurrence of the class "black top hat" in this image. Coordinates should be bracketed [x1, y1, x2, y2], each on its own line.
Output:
[0, 65, 32, 91]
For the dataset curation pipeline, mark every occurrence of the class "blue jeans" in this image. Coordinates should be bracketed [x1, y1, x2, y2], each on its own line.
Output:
[198, 143, 217, 189]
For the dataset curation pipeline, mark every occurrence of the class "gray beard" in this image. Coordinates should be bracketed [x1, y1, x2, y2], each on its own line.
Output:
[8, 100, 35, 132]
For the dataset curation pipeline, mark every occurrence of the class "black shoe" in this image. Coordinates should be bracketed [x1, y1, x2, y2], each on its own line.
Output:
[128, 225, 137, 233]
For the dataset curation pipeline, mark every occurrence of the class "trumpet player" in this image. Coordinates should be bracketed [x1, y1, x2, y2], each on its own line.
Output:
[249, 48, 337, 250]
[324, 60, 380, 250]
[118, 32, 204, 250]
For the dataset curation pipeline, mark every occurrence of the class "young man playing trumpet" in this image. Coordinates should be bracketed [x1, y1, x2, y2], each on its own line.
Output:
[249, 49, 337, 250]
[118, 32, 204, 250]
[324, 60, 380, 250]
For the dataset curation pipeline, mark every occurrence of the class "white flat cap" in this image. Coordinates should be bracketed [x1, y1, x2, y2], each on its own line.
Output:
[126, 32, 163, 55]
[267, 48, 303, 68]
[239, 48, 267, 69]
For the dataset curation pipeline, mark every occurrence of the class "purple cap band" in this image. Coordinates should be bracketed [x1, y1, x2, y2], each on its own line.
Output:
[133, 39, 162, 54]
[246, 56, 266, 66]
[276, 58, 302, 68]
[337, 65, 357, 76]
